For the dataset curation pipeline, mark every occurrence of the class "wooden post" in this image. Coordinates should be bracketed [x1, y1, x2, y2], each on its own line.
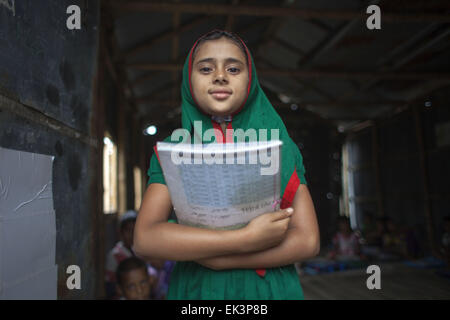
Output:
[117, 88, 127, 215]
[89, 23, 106, 299]
[413, 105, 439, 257]
[172, 3, 180, 107]
[372, 123, 384, 218]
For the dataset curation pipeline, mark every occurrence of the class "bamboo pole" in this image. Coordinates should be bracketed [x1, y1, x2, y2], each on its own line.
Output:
[412, 106, 439, 257]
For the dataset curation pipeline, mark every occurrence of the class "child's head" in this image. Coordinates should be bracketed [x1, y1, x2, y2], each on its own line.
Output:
[337, 216, 351, 234]
[190, 30, 250, 117]
[116, 257, 151, 300]
[119, 210, 137, 250]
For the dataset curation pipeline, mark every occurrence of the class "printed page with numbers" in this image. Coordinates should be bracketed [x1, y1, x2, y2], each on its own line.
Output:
[156, 140, 282, 230]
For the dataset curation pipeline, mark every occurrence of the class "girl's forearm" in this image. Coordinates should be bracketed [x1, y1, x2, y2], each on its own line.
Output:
[201, 227, 319, 270]
[133, 222, 249, 261]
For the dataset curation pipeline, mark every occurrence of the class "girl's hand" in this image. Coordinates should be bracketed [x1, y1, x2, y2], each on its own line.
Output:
[242, 208, 294, 252]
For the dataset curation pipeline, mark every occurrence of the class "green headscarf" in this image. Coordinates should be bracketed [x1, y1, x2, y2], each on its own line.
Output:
[148, 30, 307, 210]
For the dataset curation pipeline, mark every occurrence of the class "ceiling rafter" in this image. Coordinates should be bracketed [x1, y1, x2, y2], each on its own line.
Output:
[102, 5, 138, 114]
[335, 24, 450, 109]
[107, 2, 450, 23]
[124, 63, 450, 80]
[124, 15, 211, 59]
[297, 0, 381, 69]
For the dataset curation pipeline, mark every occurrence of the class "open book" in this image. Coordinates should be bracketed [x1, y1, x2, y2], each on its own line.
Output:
[156, 140, 282, 230]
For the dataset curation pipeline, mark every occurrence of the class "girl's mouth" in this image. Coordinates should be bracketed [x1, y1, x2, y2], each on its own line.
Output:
[209, 88, 232, 101]
[211, 92, 231, 100]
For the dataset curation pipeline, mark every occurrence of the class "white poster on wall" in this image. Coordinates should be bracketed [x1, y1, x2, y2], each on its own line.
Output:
[0, 147, 57, 300]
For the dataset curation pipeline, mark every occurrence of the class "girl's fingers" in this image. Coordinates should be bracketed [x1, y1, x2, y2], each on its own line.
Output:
[271, 208, 294, 221]
[273, 217, 291, 231]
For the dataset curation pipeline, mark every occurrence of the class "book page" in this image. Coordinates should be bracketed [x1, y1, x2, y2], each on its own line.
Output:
[157, 140, 282, 230]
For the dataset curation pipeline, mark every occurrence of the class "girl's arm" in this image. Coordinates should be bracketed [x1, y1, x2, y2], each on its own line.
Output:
[133, 183, 293, 262]
[196, 184, 320, 270]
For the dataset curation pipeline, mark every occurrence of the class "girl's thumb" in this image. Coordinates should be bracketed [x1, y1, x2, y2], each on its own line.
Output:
[273, 208, 293, 221]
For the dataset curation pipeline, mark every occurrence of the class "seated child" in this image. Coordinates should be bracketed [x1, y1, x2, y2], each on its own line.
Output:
[328, 216, 361, 261]
[116, 257, 152, 300]
[105, 210, 141, 298]
[381, 218, 415, 260]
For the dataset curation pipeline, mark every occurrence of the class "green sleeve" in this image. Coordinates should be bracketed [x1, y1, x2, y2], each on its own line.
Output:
[147, 151, 167, 186]
[147, 149, 176, 223]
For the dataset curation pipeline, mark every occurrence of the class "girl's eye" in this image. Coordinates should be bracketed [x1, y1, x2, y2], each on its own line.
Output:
[199, 67, 212, 73]
[228, 67, 240, 74]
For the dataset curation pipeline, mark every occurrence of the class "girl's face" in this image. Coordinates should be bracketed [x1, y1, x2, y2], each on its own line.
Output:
[191, 37, 249, 117]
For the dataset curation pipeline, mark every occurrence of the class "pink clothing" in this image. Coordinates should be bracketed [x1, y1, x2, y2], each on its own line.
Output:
[105, 241, 135, 282]
[332, 232, 360, 258]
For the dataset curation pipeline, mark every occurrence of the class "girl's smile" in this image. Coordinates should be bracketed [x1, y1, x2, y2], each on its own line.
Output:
[209, 87, 232, 101]
[191, 37, 249, 117]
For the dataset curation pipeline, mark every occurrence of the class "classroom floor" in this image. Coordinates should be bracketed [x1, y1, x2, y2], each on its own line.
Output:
[299, 262, 450, 300]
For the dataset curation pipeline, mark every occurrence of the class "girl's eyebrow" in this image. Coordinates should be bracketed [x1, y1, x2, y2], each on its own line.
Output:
[196, 57, 245, 65]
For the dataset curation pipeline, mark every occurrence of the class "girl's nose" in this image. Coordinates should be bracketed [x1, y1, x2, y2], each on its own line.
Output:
[213, 71, 228, 84]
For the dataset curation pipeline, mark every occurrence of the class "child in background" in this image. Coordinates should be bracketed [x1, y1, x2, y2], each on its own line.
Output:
[116, 257, 152, 300]
[328, 216, 361, 261]
[134, 29, 320, 300]
[382, 218, 406, 259]
[105, 210, 158, 299]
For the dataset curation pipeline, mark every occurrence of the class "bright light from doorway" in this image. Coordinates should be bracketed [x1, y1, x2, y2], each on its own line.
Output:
[103, 134, 117, 214]
[145, 125, 157, 135]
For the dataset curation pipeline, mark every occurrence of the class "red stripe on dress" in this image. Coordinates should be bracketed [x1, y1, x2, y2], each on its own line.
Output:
[153, 145, 160, 163]
[280, 167, 300, 209]
[211, 120, 225, 143]
[255, 168, 300, 278]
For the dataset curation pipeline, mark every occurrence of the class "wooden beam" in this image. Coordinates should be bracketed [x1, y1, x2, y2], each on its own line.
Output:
[108, 2, 450, 23]
[335, 24, 450, 105]
[134, 81, 179, 104]
[136, 98, 406, 109]
[297, 0, 381, 69]
[125, 15, 210, 58]
[371, 123, 384, 218]
[272, 37, 306, 57]
[89, 19, 106, 299]
[256, 56, 337, 102]
[103, 7, 139, 115]
[224, 0, 240, 31]
[172, 3, 181, 105]
[412, 105, 439, 258]
[125, 62, 450, 80]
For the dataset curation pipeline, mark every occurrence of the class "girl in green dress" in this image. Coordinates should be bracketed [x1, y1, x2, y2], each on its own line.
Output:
[134, 30, 320, 300]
